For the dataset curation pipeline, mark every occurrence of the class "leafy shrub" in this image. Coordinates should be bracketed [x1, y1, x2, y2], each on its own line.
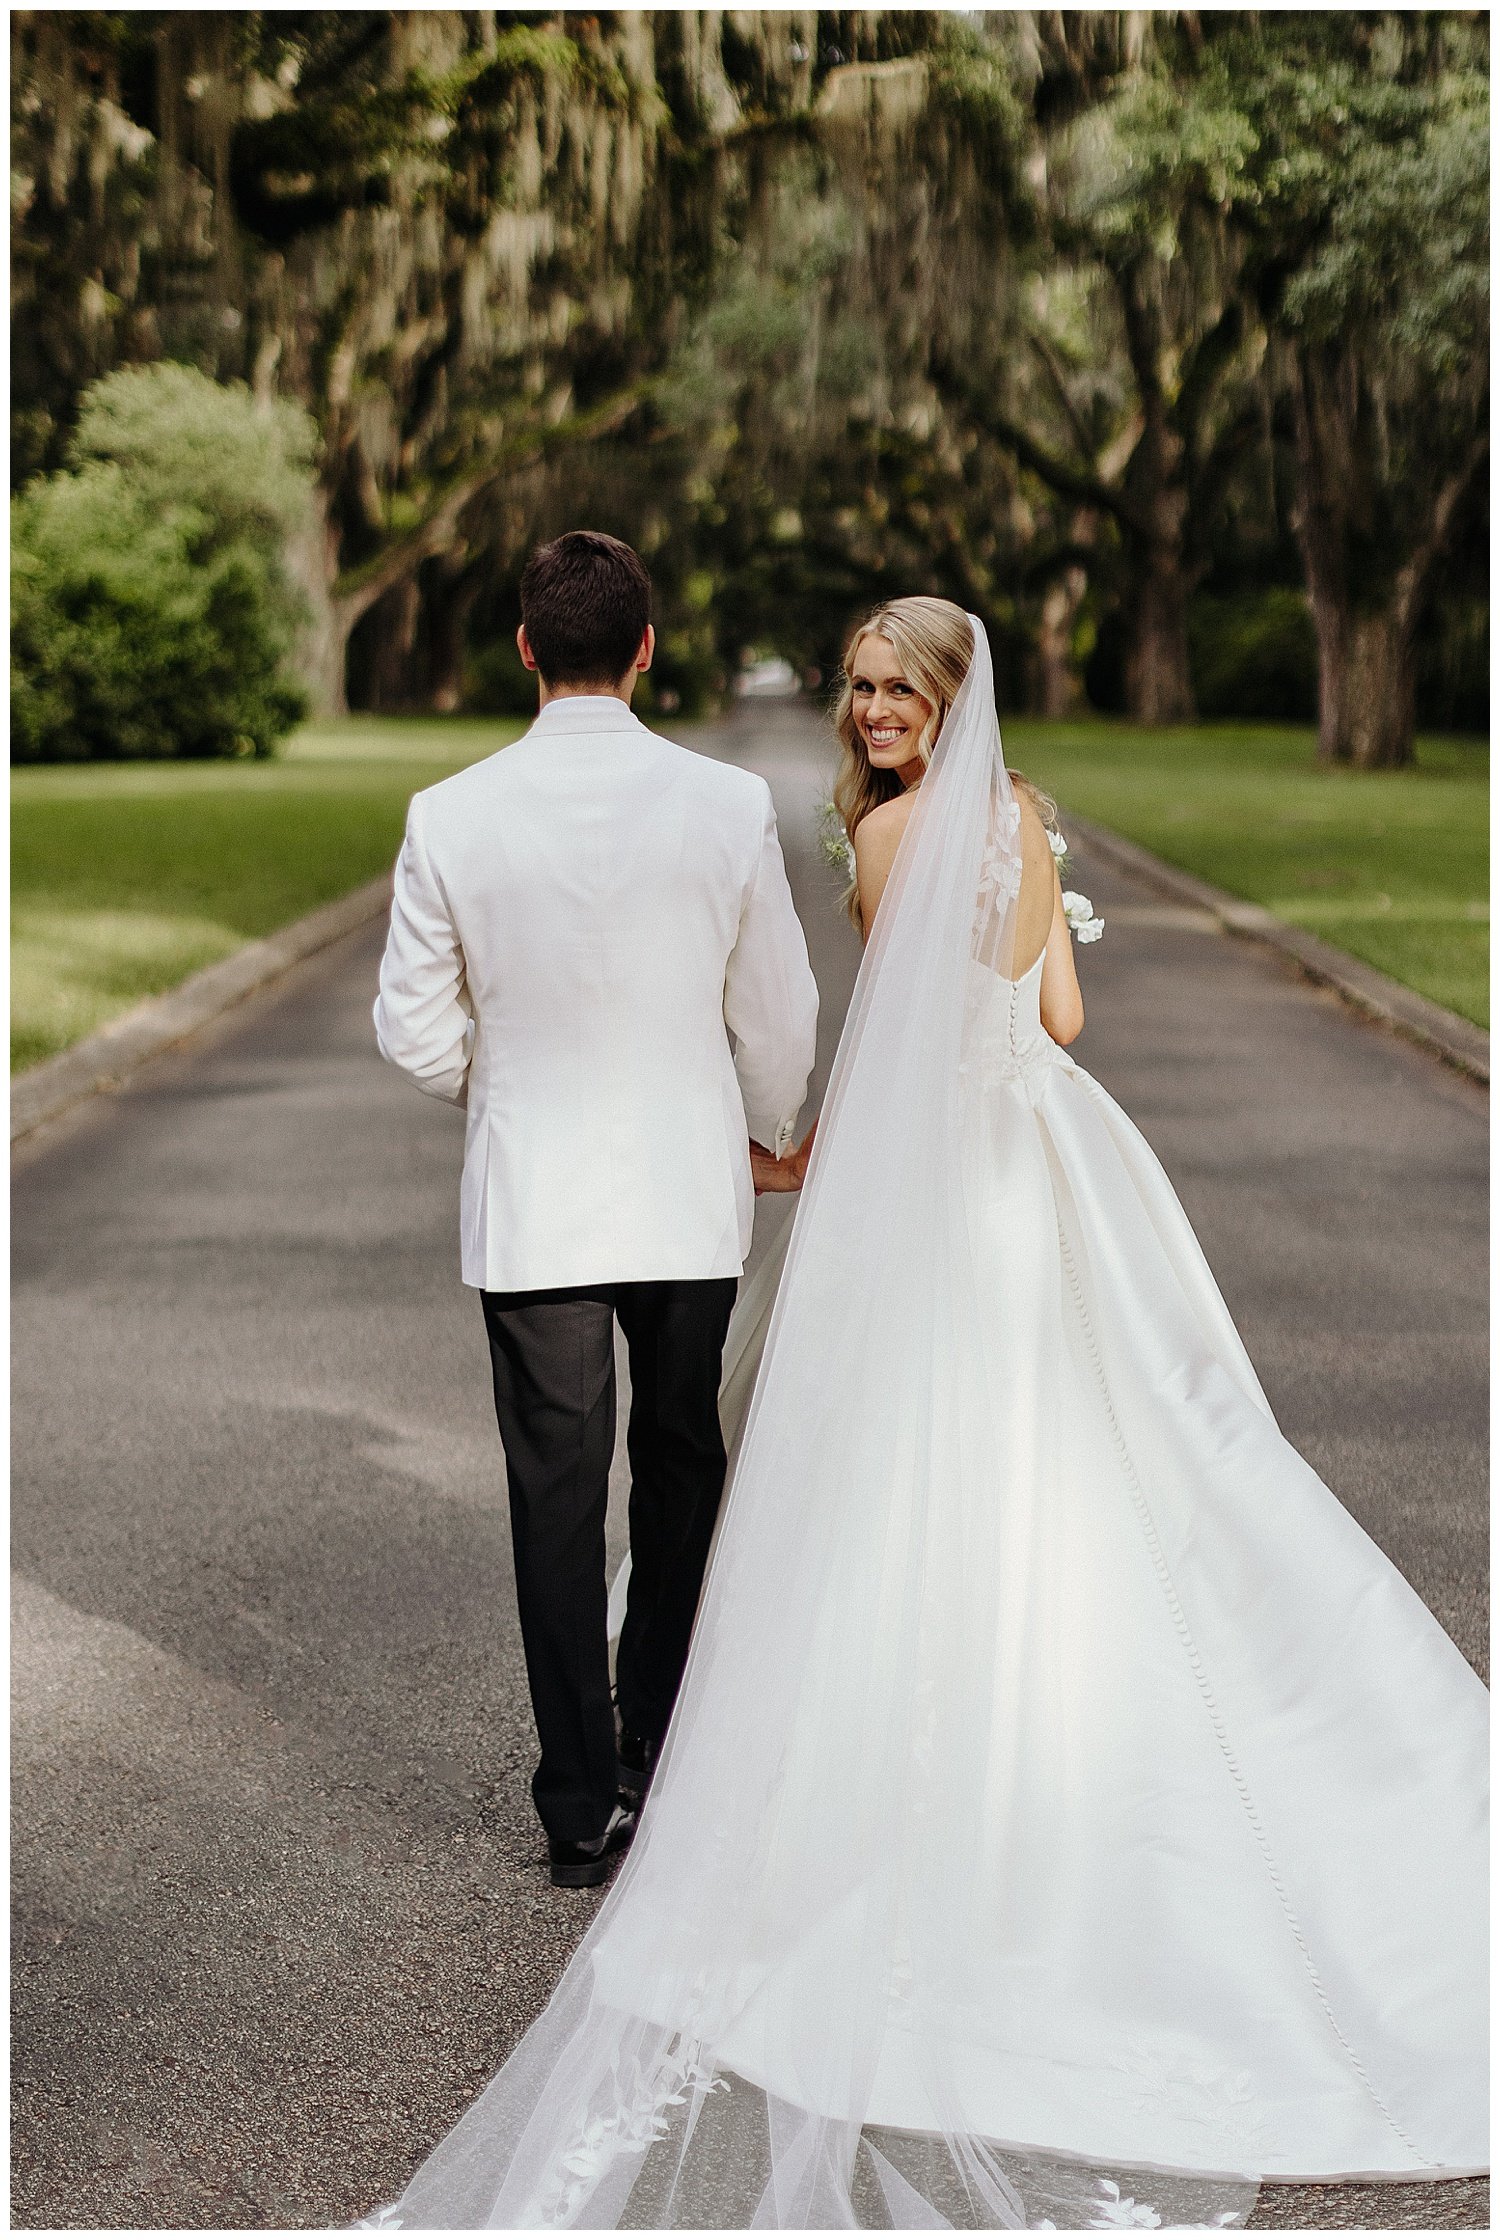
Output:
[1188, 588, 1318, 721]
[11, 363, 318, 761]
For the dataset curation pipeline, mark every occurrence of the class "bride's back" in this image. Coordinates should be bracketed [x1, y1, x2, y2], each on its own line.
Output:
[1010, 781, 1059, 977]
[859, 776, 1056, 979]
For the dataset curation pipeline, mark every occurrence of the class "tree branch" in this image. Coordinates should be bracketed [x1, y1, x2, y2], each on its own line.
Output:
[1184, 397, 1263, 565]
[1116, 256, 1166, 424]
[1025, 331, 1095, 462]
[1174, 297, 1247, 455]
[1393, 424, 1489, 636]
[1019, 537, 1111, 593]
[1289, 347, 1349, 611]
[332, 382, 647, 628]
[931, 358, 1147, 536]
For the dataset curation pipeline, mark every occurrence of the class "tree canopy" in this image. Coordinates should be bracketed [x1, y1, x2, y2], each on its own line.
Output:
[10, 9, 1488, 761]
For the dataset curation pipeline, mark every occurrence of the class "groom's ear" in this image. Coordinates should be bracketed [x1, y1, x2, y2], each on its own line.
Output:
[516, 623, 540, 674]
[633, 623, 656, 675]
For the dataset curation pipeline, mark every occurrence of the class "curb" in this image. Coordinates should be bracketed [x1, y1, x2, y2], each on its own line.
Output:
[1067, 815, 1489, 1088]
[9, 811, 1487, 1144]
[10, 873, 394, 1146]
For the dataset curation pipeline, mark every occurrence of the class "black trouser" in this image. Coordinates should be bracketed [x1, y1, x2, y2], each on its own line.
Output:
[480, 1277, 738, 1842]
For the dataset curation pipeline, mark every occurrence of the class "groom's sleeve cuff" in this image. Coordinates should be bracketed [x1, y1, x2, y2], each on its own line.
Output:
[747, 1114, 799, 1158]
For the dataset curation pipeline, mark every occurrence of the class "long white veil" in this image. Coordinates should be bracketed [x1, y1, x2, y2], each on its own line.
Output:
[371, 619, 1261, 2229]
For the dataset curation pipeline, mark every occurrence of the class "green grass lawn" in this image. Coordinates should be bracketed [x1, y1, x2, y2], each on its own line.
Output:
[10, 716, 522, 1072]
[10, 712, 1488, 1072]
[1005, 720, 1489, 1029]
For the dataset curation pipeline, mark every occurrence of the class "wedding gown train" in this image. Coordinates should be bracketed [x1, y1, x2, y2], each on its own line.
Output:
[366, 622, 1485, 2230]
[601, 953, 1486, 2185]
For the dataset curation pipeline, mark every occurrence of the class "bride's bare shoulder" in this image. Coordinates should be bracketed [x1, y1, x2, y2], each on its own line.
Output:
[853, 790, 917, 857]
[1012, 783, 1056, 865]
[851, 791, 918, 934]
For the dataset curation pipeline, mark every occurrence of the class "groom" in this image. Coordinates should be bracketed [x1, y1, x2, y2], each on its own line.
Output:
[374, 531, 818, 1885]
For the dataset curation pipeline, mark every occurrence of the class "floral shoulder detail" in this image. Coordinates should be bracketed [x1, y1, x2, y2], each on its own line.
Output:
[816, 798, 1103, 941]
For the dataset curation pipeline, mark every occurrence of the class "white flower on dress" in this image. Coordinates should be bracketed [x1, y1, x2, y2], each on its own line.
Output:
[527, 2040, 729, 2224]
[1087, 2178, 1163, 2227]
[978, 830, 1023, 908]
[1033, 2178, 1169, 2229]
[1103, 2045, 1269, 2156]
[1051, 827, 1105, 939]
[1063, 889, 1105, 943]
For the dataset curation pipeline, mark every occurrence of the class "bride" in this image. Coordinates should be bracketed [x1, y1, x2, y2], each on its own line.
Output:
[364, 598, 1487, 2230]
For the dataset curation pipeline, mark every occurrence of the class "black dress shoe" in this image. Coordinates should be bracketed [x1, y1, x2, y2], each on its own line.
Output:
[547, 1801, 637, 1889]
[617, 1728, 662, 1803]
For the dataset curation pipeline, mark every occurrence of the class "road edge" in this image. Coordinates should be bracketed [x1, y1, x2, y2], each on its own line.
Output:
[10, 873, 394, 1146]
[9, 807, 1487, 1146]
[1067, 815, 1489, 1088]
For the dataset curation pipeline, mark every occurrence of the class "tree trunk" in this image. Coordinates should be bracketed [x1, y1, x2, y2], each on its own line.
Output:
[1037, 562, 1087, 717]
[426, 552, 482, 713]
[350, 577, 423, 711]
[1123, 548, 1195, 724]
[285, 492, 348, 716]
[1292, 348, 1485, 771]
[1116, 265, 1197, 725]
[1310, 594, 1417, 769]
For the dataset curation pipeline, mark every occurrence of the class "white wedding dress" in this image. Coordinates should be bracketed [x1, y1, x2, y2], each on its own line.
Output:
[365, 621, 1486, 2231]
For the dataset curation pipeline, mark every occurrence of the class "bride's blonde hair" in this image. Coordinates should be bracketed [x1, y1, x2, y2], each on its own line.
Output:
[831, 595, 1057, 926]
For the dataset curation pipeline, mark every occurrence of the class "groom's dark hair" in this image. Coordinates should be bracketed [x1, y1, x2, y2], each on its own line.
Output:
[519, 530, 652, 686]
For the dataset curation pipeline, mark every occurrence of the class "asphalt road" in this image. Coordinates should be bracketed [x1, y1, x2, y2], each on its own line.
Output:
[11, 700, 1488, 2231]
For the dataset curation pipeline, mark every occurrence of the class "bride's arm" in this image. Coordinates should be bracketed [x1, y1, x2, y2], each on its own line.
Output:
[747, 796, 903, 1193]
[1039, 869, 1085, 1044]
[749, 805, 904, 1193]
[746, 793, 901, 1196]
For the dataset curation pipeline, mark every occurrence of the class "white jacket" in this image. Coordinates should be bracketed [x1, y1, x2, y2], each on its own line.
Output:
[374, 694, 819, 1291]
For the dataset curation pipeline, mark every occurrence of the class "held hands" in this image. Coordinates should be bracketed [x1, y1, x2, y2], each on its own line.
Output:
[749, 1119, 817, 1195]
[749, 1142, 799, 1194]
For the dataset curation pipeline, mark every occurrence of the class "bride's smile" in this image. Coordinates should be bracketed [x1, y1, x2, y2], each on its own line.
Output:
[849, 635, 931, 789]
